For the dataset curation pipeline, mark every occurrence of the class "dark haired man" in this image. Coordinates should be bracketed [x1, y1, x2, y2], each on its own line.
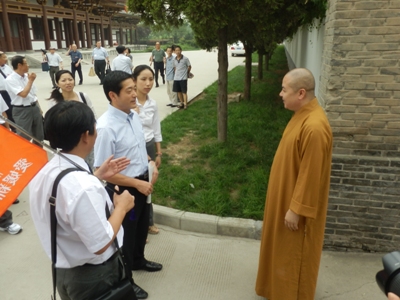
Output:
[43, 47, 63, 89]
[66, 44, 83, 85]
[30, 101, 136, 300]
[5, 56, 43, 145]
[149, 42, 166, 87]
[91, 41, 109, 85]
[165, 47, 178, 107]
[173, 45, 191, 110]
[111, 45, 133, 74]
[94, 71, 161, 299]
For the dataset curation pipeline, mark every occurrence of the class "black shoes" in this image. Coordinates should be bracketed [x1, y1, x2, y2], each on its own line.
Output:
[133, 260, 163, 272]
[132, 283, 148, 299]
[13, 199, 19, 204]
[78, 82, 82, 85]
[166, 104, 173, 107]
[155, 83, 159, 88]
[162, 77, 165, 84]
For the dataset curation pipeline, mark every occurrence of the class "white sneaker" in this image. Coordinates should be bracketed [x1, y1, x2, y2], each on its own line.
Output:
[0, 223, 22, 235]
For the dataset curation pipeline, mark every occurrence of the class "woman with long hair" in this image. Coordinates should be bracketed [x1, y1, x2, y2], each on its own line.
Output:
[132, 64, 162, 235]
[47, 70, 97, 167]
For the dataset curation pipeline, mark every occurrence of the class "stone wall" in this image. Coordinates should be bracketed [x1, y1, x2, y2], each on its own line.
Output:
[320, 0, 400, 252]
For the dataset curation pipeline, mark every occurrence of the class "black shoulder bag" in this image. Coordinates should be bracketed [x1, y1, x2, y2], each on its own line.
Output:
[49, 169, 137, 300]
[79, 92, 87, 105]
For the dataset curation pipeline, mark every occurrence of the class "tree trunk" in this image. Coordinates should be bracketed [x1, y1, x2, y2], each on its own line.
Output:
[217, 27, 228, 142]
[265, 52, 270, 71]
[257, 50, 264, 80]
[244, 43, 253, 101]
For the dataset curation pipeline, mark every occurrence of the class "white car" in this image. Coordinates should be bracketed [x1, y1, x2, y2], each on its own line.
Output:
[230, 42, 245, 56]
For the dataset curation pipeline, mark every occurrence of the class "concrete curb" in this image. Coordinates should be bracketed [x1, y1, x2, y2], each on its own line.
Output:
[153, 204, 263, 240]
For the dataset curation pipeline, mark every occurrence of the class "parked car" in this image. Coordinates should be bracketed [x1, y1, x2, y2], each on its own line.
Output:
[230, 42, 245, 56]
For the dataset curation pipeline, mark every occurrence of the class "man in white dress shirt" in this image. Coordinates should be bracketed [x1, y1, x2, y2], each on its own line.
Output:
[44, 47, 63, 89]
[0, 52, 14, 124]
[111, 45, 133, 74]
[30, 101, 136, 299]
[5, 56, 43, 145]
[94, 71, 161, 299]
[0, 96, 23, 234]
[92, 41, 110, 85]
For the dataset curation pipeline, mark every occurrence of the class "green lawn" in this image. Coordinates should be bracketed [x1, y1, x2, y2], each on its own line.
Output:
[153, 45, 291, 220]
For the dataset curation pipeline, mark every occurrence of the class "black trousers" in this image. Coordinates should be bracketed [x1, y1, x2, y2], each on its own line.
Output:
[0, 210, 12, 228]
[94, 60, 106, 83]
[107, 179, 149, 271]
[71, 62, 83, 84]
[154, 61, 165, 85]
[49, 66, 59, 87]
[0, 90, 15, 124]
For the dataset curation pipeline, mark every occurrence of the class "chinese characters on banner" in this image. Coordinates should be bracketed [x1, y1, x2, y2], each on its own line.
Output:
[0, 126, 48, 216]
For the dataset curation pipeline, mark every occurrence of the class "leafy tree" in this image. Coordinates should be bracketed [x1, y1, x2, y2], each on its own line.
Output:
[237, 0, 328, 99]
[136, 23, 152, 43]
[128, 0, 328, 139]
[128, 0, 242, 142]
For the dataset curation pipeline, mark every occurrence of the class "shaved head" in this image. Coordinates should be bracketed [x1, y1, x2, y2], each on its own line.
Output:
[285, 68, 315, 94]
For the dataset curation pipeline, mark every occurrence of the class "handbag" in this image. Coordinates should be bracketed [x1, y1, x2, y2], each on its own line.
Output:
[42, 54, 50, 72]
[49, 168, 137, 300]
[106, 63, 111, 75]
[94, 204, 137, 300]
[88, 66, 96, 77]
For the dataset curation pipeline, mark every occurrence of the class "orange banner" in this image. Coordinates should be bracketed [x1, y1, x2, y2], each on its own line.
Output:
[0, 126, 48, 216]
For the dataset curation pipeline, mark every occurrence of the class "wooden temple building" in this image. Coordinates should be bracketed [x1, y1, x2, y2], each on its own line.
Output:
[0, 0, 141, 52]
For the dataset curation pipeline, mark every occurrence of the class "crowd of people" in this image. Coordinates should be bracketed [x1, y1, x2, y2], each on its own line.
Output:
[0, 41, 192, 299]
[2, 43, 387, 300]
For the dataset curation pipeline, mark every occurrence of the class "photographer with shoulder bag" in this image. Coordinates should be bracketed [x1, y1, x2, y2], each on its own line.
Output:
[29, 101, 137, 300]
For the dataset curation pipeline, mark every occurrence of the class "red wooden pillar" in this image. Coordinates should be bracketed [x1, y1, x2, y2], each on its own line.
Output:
[54, 18, 62, 49]
[79, 22, 85, 48]
[2, 0, 13, 51]
[85, 12, 92, 48]
[119, 26, 123, 45]
[108, 23, 113, 47]
[72, 9, 80, 47]
[42, 4, 51, 49]
[100, 17, 105, 46]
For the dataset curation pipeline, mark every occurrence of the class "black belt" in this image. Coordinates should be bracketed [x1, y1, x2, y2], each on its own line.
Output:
[49, 66, 59, 68]
[13, 102, 36, 107]
[136, 171, 149, 180]
[106, 171, 149, 191]
[85, 250, 119, 266]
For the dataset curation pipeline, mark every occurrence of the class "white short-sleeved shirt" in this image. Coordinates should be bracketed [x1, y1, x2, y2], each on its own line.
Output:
[111, 54, 133, 74]
[29, 153, 123, 268]
[48, 92, 98, 119]
[0, 64, 13, 90]
[46, 53, 63, 67]
[0, 95, 8, 124]
[136, 96, 162, 143]
[173, 55, 191, 81]
[92, 47, 109, 60]
[5, 71, 37, 106]
[94, 104, 148, 176]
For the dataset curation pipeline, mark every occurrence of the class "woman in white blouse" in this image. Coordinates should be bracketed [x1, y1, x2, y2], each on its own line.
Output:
[47, 70, 97, 168]
[132, 65, 162, 235]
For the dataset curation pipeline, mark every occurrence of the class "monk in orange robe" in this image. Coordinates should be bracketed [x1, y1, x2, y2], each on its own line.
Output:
[255, 68, 333, 300]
